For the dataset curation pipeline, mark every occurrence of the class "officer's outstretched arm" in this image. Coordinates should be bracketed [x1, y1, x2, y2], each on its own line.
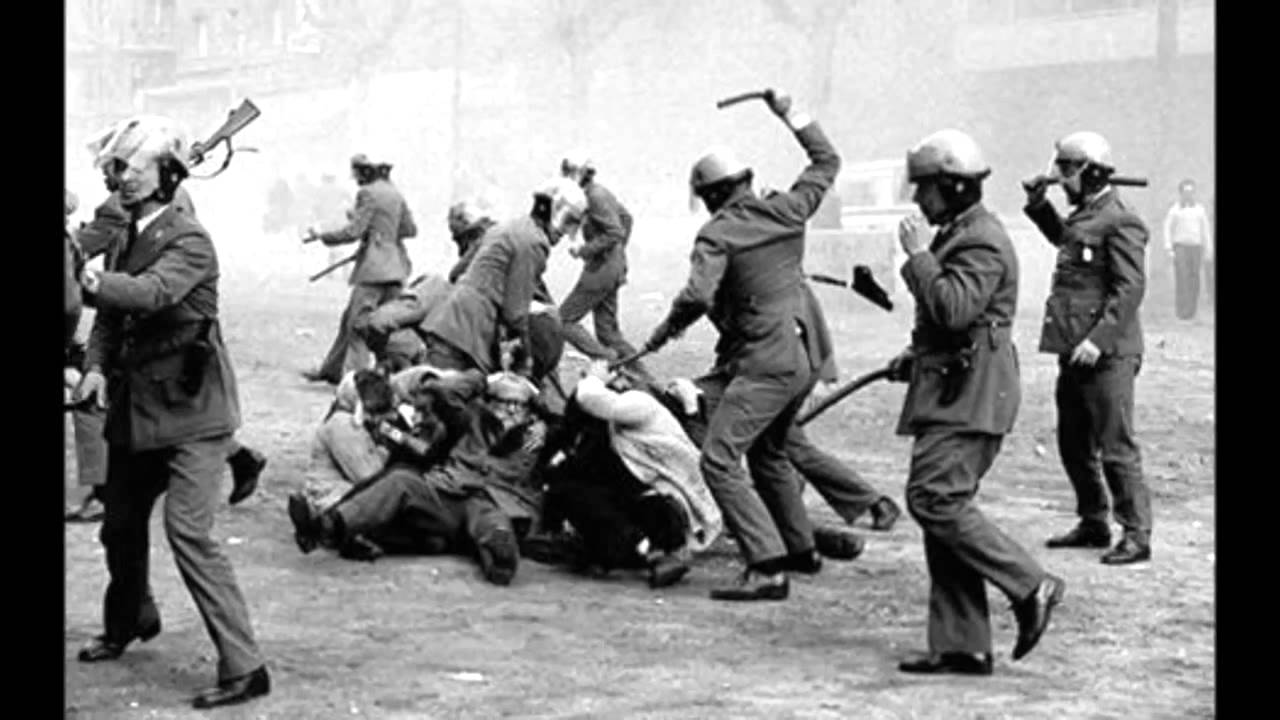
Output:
[320, 188, 375, 246]
[645, 237, 726, 352]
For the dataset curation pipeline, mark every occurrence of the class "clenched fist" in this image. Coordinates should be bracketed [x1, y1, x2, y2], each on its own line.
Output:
[763, 89, 792, 119]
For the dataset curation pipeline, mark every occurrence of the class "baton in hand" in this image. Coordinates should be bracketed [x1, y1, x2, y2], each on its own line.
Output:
[608, 348, 654, 372]
[796, 366, 894, 427]
[716, 91, 768, 109]
[309, 254, 358, 282]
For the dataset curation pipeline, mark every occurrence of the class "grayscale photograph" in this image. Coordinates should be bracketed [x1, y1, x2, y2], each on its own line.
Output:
[64, 0, 1215, 716]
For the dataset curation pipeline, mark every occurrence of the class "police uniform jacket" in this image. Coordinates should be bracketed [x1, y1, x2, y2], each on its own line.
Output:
[575, 180, 633, 276]
[318, 178, 416, 285]
[1024, 188, 1147, 357]
[78, 186, 196, 260]
[897, 203, 1020, 437]
[422, 215, 553, 373]
[86, 204, 241, 451]
[659, 122, 841, 378]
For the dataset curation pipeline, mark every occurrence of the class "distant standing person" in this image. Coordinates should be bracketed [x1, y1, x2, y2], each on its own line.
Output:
[1162, 178, 1213, 320]
[303, 154, 417, 385]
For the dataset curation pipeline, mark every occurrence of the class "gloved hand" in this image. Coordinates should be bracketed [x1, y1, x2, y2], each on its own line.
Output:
[74, 369, 108, 409]
[888, 350, 915, 383]
[1021, 174, 1051, 206]
[763, 89, 792, 119]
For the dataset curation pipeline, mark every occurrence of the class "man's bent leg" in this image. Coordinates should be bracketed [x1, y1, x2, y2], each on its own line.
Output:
[700, 373, 804, 567]
[559, 268, 618, 360]
[162, 435, 263, 682]
[342, 282, 403, 376]
[905, 431, 1044, 605]
[785, 424, 881, 524]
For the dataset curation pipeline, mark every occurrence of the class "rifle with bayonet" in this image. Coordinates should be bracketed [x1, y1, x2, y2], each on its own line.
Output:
[187, 99, 262, 179]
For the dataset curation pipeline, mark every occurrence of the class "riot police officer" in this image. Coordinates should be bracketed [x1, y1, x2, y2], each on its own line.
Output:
[1025, 131, 1153, 566]
[893, 129, 1064, 675]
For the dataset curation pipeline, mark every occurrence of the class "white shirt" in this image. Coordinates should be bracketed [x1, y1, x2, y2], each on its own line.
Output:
[135, 204, 168, 235]
[1163, 202, 1213, 254]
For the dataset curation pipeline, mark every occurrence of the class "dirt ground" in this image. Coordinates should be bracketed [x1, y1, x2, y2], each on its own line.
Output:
[64, 226, 1215, 719]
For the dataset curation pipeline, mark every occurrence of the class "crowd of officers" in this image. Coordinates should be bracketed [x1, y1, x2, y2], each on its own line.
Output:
[63, 87, 1159, 709]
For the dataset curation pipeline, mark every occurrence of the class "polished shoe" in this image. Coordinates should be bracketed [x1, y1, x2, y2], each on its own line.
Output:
[1101, 536, 1151, 565]
[814, 526, 866, 560]
[648, 556, 691, 589]
[1045, 523, 1111, 549]
[191, 665, 270, 710]
[287, 494, 322, 554]
[65, 496, 106, 523]
[1012, 574, 1066, 660]
[709, 571, 789, 601]
[898, 652, 994, 676]
[77, 618, 161, 663]
[301, 369, 339, 385]
[477, 529, 520, 586]
[781, 548, 824, 574]
[870, 496, 902, 532]
[228, 446, 268, 505]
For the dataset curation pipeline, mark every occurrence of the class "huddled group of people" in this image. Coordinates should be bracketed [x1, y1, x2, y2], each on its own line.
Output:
[63, 85, 1163, 710]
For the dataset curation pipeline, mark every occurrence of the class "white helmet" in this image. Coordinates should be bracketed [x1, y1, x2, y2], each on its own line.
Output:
[689, 145, 752, 192]
[1051, 131, 1114, 176]
[89, 115, 192, 172]
[906, 129, 990, 182]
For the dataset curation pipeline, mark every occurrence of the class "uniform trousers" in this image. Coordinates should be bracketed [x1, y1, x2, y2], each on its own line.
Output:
[697, 366, 815, 567]
[99, 434, 263, 681]
[559, 260, 637, 362]
[905, 430, 1044, 655]
[318, 281, 404, 381]
[1055, 355, 1152, 542]
[684, 389, 883, 526]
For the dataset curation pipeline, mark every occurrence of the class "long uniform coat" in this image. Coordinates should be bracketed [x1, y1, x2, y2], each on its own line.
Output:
[1026, 189, 1146, 358]
[897, 203, 1021, 437]
[318, 178, 416, 285]
[896, 201, 1046, 656]
[1024, 188, 1151, 539]
[421, 215, 554, 373]
[86, 205, 241, 451]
